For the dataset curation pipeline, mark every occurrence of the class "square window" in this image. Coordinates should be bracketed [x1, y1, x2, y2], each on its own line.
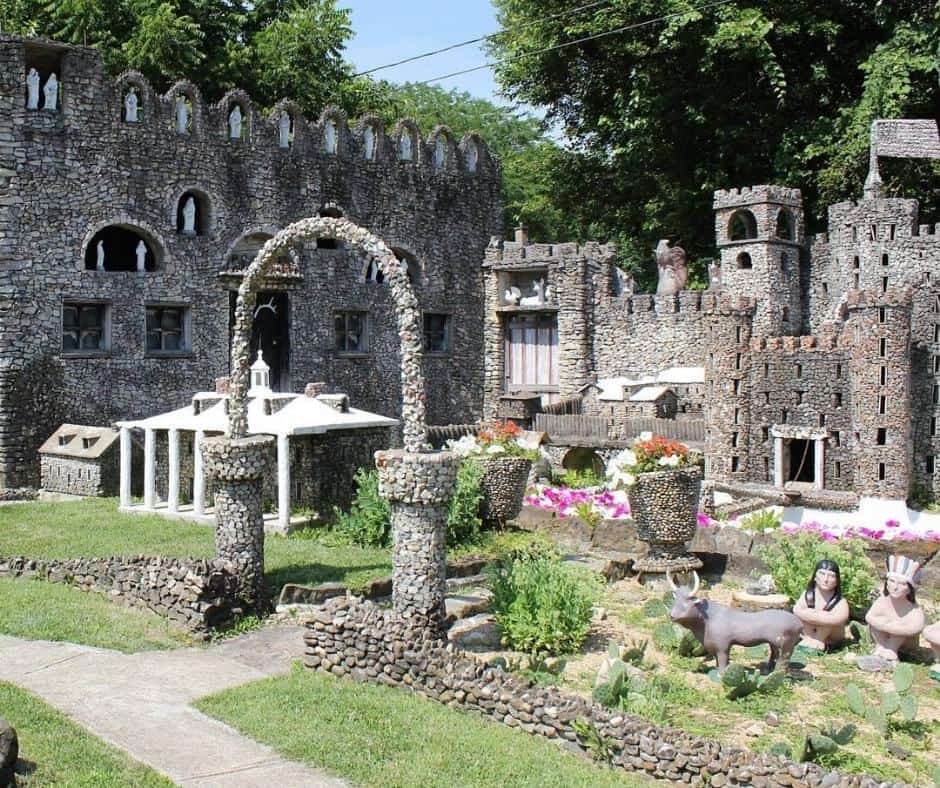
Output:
[145, 305, 190, 354]
[877, 427, 887, 445]
[335, 310, 369, 354]
[62, 302, 109, 353]
[422, 313, 451, 354]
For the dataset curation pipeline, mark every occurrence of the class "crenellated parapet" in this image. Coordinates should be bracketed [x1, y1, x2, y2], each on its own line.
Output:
[712, 185, 802, 210]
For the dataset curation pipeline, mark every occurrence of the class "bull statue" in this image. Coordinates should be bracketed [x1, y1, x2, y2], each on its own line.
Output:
[655, 239, 689, 295]
[667, 571, 803, 673]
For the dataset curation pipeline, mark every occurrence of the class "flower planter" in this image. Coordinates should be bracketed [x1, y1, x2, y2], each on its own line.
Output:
[478, 455, 532, 528]
[628, 466, 703, 575]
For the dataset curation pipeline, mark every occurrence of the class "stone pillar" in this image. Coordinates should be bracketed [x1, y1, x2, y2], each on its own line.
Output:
[167, 428, 180, 513]
[201, 435, 273, 613]
[376, 449, 459, 634]
[143, 428, 156, 509]
[773, 436, 784, 489]
[119, 426, 132, 507]
[193, 430, 205, 515]
[277, 433, 291, 532]
[814, 438, 825, 491]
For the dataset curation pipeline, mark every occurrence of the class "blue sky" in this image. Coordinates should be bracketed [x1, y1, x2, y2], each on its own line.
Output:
[341, 0, 503, 102]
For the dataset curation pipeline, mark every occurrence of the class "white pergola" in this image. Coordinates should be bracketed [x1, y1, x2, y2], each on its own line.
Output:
[116, 358, 397, 530]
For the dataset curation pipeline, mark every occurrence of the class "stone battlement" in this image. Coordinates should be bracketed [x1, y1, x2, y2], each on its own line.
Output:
[712, 184, 802, 209]
[843, 287, 915, 309]
[485, 239, 617, 266]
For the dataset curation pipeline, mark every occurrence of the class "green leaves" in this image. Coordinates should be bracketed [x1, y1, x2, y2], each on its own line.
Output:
[846, 663, 921, 740]
[122, 2, 205, 83]
[892, 662, 914, 693]
[710, 663, 786, 700]
[846, 683, 865, 716]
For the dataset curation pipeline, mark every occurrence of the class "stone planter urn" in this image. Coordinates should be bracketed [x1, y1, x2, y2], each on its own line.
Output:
[477, 455, 532, 528]
[628, 466, 703, 577]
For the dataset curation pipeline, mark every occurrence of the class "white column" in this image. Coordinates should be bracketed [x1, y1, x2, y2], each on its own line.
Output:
[773, 436, 784, 488]
[814, 438, 825, 490]
[143, 428, 156, 509]
[167, 428, 180, 512]
[119, 426, 132, 507]
[277, 433, 291, 530]
[193, 430, 205, 515]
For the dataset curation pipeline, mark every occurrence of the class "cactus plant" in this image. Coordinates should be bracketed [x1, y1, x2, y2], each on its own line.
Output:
[708, 663, 786, 700]
[846, 663, 920, 740]
[786, 722, 856, 763]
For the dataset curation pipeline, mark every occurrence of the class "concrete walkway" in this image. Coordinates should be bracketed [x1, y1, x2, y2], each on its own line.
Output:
[0, 626, 347, 787]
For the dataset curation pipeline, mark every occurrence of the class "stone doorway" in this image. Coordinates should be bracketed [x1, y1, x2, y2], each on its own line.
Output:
[786, 438, 815, 484]
[229, 290, 290, 391]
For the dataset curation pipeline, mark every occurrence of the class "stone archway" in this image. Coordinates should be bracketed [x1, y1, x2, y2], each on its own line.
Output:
[226, 216, 428, 451]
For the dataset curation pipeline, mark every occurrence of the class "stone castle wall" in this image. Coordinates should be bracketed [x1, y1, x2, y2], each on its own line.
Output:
[0, 35, 502, 487]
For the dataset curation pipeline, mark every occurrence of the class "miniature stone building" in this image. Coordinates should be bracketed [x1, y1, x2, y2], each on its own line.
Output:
[0, 34, 501, 490]
[626, 386, 677, 419]
[482, 120, 940, 507]
[39, 424, 119, 496]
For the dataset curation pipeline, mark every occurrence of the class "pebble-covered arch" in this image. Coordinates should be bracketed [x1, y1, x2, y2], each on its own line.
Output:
[227, 216, 428, 451]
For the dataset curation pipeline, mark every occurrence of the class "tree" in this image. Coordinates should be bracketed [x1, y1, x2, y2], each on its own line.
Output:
[488, 0, 940, 287]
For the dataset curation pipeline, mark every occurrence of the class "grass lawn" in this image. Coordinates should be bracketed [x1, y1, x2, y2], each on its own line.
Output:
[0, 498, 392, 593]
[197, 666, 651, 788]
[0, 681, 173, 787]
[0, 577, 193, 652]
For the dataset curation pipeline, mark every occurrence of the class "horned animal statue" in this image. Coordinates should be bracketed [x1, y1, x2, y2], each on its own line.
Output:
[667, 571, 803, 673]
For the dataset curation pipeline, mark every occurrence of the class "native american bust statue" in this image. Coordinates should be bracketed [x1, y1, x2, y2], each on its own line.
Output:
[655, 239, 689, 295]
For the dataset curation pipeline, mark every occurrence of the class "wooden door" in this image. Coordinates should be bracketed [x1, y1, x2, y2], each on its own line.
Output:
[505, 313, 559, 396]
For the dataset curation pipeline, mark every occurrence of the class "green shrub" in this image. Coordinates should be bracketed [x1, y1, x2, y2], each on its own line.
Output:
[446, 459, 484, 547]
[489, 555, 602, 656]
[737, 508, 782, 532]
[554, 468, 605, 489]
[485, 530, 559, 564]
[758, 532, 877, 615]
[333, 469, 391, 548]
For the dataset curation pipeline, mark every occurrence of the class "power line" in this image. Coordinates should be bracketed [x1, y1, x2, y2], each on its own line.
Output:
[417, 0, 737, 85]
[352, 0, 614, 77]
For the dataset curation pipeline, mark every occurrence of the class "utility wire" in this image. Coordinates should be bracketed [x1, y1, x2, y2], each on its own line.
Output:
[417, 0, 736, 85]
[352, 0, 614, 77]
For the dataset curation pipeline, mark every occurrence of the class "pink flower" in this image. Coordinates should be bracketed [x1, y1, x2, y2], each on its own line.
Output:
[885, 519, 900, 529]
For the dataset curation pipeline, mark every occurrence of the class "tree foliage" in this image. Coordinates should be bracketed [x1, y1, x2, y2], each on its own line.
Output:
[488, 0, 940, 288]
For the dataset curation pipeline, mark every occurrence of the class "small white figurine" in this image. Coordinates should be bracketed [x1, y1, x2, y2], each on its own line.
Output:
[135, 240, 147, 272]
[324, 119, 337, 154]
[399, 130, 412, 161]
[96, 240, 105, 271]
[26, 68, 40, 109]
[278, 111, 291, 149]
[181, 196, 196, 235]
[519, 278, 546, 307]
[228, 105, 242, 140]
[43, 73, 58, 111]
[503, 286, 522, 305]
[363, 126, 376, 160]
[434, 136, 446, 169]
[124, 89, 139, 123]
[466, 141, 478, 172]
[175, 95, 189, 134]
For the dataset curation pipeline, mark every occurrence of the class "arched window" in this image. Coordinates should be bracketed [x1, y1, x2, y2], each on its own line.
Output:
[393, 248, 420, 284]
[176, 191, 209, 236]
[316, 207, 344, 250]
[728, 209, 757, 241]
[776, 209, 793, 240]
[85, 226, 157, 271]
[323, 118, 338, 154]
[363, 125, 377, 161]
[736, 252, 753, 269]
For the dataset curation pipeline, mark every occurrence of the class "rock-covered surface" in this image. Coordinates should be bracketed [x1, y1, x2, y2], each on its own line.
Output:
[0, 487, 37, 501]
[304, 596, 912, 788]
[0, 555, 245, 633]
[629, 467, 702, 573]
[477, 456, 531, 528]
[0, 717, 16, 788]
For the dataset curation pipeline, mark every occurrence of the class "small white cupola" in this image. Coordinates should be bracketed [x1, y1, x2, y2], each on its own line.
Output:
[248, 350, 272, 396]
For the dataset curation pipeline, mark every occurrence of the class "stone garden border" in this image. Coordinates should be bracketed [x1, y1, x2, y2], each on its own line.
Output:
[227, 216, 427, 451]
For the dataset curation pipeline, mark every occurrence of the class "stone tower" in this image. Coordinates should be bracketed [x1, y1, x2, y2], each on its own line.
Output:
[713, 186, 803, 336]
[845, 289, 912, 499]
[703, 295, 756, 483]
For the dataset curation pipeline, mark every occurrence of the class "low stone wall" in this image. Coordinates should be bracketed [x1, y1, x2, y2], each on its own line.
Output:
[304, 597, 908, 788]
[0, 555, 246, 634]
[0, 487, 38, 501]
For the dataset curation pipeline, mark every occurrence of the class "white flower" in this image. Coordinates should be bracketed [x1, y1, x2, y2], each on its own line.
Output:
[446, 434, 482, 457]
[485, 444, 506, 454]
[639, 431, 653, 441]
[658, 454, 681, 467]
[605, 449, 636, 478]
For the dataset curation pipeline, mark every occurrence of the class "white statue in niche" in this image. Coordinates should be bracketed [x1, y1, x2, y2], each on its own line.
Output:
[135, 240, 147, 271]
[43, 73, 58, 111]
[708, 261, 722, 289]
[228, 105, 242, 140]
[434, 136, 446, 169]
[363, 125, 376, 160]
[181, 196, 197, 235]
[324, 119, 337, 154]
[96, 240, 105, 271]
[399, 130, 412, 161]
[26, 68, 40, 109]
[278, 111, 291, 149]
[519, 278, 546, 307]
[466, 141, 478, 172]
[175, 95, 189, 134]
[124, 89, 139, 123]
